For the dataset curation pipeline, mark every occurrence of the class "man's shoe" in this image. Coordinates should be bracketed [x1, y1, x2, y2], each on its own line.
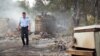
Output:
[23, 45, 25, 47]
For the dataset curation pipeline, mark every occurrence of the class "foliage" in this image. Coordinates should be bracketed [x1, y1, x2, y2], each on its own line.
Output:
[35, 0, 73, 12]
[34, 0, 45, 11]
[20, 0, 100, 26]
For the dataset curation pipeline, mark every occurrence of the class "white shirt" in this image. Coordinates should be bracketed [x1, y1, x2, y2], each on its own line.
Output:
[19, 17, 30, 27]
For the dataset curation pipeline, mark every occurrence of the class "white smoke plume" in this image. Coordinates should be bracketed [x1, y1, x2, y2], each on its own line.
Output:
[0, 0, 26, 28]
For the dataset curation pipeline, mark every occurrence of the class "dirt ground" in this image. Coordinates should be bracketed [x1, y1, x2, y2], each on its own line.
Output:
[0, 37, 69, 56]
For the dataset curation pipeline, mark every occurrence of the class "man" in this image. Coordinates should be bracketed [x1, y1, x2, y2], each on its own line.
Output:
[18, 12, 30, 46]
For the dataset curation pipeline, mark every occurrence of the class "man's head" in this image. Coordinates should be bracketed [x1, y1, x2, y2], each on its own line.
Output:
[22, 12, 26, 18]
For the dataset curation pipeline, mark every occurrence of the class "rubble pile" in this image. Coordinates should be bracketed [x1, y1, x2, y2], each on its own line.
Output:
[5, 29, 20, 38]
[29, 33, 73, 52]
[0, 18, 20, 39]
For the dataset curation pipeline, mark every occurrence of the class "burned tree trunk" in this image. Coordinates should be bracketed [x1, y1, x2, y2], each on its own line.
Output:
[72, 0, 80, 27]
[95, 0, 100, 56]
[95, 0, 99, 24]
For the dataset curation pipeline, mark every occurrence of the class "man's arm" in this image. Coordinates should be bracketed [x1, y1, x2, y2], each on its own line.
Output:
[28, 19, 31, 32]
[28, 23, 31, 32]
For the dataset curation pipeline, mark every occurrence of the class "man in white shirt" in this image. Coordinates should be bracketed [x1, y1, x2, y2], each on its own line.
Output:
[18, 12, 30, 46]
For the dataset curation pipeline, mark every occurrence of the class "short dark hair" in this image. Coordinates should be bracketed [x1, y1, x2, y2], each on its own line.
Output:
[22, 12, 26, 14]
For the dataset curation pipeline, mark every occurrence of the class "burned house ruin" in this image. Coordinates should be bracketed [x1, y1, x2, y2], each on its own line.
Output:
[35, 13, 56, 36]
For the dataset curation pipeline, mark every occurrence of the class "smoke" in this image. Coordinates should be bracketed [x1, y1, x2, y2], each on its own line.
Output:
[40, 11, 72, 36]
[0, 0, 35, 32]
[53, 11, 72, 34]
[0, 0, 26, 29]
[0, 0, 72, 35]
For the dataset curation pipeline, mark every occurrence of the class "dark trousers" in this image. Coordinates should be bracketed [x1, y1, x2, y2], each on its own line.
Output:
[21, 26, 29, 45]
